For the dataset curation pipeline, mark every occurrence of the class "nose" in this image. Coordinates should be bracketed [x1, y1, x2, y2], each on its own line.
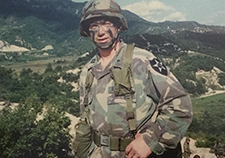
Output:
[97, 25, 105, 36]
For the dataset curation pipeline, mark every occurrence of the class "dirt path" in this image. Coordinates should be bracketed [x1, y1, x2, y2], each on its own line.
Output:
[198, 90, 225, 98]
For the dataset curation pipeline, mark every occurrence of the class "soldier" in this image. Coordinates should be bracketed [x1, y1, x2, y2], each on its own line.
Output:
[75, 0, 193, 157]
[183, 137, 191, 158]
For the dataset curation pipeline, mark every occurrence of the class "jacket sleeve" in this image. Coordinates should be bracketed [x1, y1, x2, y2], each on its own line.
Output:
[79, 68, 88, 114]
[141, 57, 193, 155]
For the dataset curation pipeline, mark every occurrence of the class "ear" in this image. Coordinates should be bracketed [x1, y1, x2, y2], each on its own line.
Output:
[118, 26, 122, 32]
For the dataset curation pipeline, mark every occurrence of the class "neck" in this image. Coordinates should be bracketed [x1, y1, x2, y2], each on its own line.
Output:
[98, 40, 121, 68]
[98, 40, 121, 59]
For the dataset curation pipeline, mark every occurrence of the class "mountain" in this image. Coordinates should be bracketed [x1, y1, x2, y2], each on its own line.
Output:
[0, 0, 92, 57]
[0, 0, 225, 57]
[0, 0, 225, 95]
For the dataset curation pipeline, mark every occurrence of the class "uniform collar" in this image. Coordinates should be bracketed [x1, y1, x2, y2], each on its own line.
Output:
[89, 42, 127, 80]
[111, 42, 127, 69]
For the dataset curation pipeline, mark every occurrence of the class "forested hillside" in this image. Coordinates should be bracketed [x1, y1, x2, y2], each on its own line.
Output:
[1, 0, 225, 94]
[0, 53, 93, 157]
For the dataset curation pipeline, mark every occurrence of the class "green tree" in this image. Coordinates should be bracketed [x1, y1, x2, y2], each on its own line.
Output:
[0, 95, 72, 158]
[0, 95, 41, 157]
[30, 105, 72, 158]
[44, 63, 53, 74]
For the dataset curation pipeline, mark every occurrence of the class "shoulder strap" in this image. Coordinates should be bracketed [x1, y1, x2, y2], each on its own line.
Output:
[112, 44, 135, 96]
[123, 44, 136, 135]
[123, 43, 135, 69]
[84, 44, 137, 136]
[111, 43, 136, 136]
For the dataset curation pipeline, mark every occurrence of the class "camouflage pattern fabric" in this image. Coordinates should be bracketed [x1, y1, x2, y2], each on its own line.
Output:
[79, 42, 193, 157]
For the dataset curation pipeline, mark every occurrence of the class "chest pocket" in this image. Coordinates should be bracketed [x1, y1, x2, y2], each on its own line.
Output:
[107, 44, 135, 106]
[111, 66, 134, 97]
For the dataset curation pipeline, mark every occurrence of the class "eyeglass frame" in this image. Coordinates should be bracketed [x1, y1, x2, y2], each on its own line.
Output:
[88, 20, 115, 32]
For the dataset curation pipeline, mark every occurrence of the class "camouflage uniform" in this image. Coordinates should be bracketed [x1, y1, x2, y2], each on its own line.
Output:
[79, 42, 193, 157]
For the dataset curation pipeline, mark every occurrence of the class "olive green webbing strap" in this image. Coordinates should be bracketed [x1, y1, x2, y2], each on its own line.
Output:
[108, 44, 136, 150]
[123, 44, 136, 134]
[85, 44, 137, 150]
[123, 44, 134, 68]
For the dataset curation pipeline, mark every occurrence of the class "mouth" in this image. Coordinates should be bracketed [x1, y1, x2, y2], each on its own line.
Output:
[97, 37, 109, 43]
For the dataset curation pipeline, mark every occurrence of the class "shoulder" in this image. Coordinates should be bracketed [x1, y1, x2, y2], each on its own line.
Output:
[79, 55, 97, 82]
[84, 55, 98, 69]
[122, 42, 155, 61]
[132, 46, 156, 61]
[132, 46, 169, 76]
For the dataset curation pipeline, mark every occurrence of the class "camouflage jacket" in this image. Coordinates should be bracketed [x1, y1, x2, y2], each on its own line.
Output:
[79, 42, 193, 157]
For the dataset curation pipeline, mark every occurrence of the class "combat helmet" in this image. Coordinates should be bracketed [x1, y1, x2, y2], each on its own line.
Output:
[80, 0, 128, 36]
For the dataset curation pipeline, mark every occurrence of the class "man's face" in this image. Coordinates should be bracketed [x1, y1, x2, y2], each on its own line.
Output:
[88, 19, 119, 48]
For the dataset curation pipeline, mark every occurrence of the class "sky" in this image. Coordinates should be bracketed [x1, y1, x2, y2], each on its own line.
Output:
[73, 0, 225, 27]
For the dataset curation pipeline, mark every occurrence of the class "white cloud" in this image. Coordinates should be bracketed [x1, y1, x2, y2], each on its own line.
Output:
[163, 12, 186, 22]
[122, 0, 186, 23]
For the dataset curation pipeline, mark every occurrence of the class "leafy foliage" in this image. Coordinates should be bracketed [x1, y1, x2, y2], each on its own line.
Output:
[0, 54, 89, 157]
[0, 65, 79, 115]
[0, 95, 72, 158]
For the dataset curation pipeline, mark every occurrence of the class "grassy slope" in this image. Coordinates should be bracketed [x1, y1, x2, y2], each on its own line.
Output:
[192, 93, 225, 115]
[189, 92, 225, 147]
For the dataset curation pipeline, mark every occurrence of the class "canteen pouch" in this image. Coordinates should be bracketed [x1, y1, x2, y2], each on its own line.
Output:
[72, 110, 92, 158]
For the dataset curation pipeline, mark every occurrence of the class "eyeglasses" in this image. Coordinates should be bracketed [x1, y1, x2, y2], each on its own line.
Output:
[89, 20, 114, 32]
